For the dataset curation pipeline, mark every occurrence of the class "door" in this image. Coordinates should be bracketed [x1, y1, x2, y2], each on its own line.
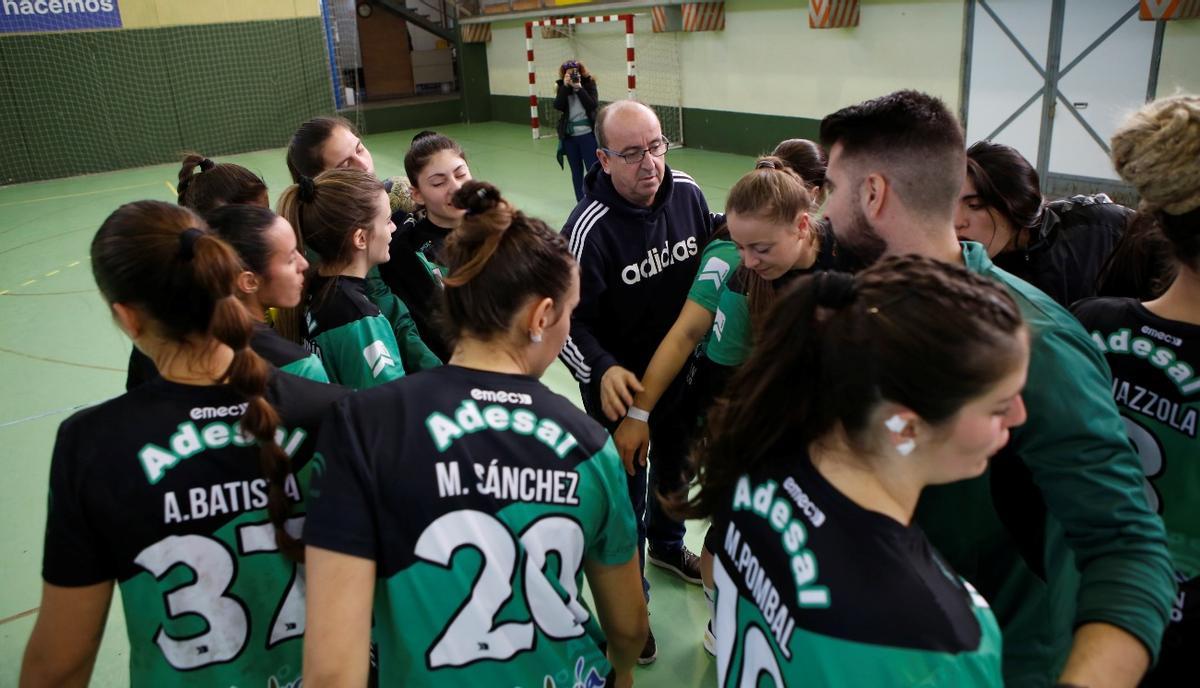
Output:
[963, 0, 1165, 202]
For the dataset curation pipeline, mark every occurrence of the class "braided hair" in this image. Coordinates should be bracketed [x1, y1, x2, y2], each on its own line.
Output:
[687, 254, 1026, 519]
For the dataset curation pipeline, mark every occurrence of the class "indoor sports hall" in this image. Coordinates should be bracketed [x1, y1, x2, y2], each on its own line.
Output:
[1, 1, 1198, 686]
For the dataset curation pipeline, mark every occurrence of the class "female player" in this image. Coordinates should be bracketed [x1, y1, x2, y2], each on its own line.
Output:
[286, 117, 442, 370]
[1072, 94, 1200, 686]
[277, 169, 410, 389]
[206, 204, 328, 382]
[377, 133, 474, 361]
[553, 59, 600, 201]
[689, 255, 1029, 686]
[703, 157, 837, 371]
[21, 201, 347, 687]
[177, 152, 269, 213]
[614, 143, 829, 474]
[953, 140, 1130, 307]
[126, 154, 274, 389]
[303, 181, 648, 688]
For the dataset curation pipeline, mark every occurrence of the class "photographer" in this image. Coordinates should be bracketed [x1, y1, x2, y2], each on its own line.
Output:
[554, 59, 600, 201]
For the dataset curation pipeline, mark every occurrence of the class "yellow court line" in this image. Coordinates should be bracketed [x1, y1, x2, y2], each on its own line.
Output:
[44, 270, 59, 277]
[67, 260, 80, 268]
[165, 180, 177, 196]
[0, 181, 160, 209]
[20, 279, 36, 287]
[0, 290, 8, 295]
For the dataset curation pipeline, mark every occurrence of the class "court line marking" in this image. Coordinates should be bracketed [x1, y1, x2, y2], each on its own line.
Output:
[165, 180, 177, 197]
[0, 256, 90, 293]
[0, 181, 160, 209]
[0, 344, 123, 373]
[0, 288, 98, 297]
[0, 398, 112, 430]
[0, 607, 38, 626]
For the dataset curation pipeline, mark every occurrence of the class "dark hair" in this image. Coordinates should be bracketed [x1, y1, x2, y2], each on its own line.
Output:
[965, 141, 1044, 236]
[177, 153, 268, 214]
[726, 157, 820, 329]
[286, 116, 358, 183]
[404, 134, 467, 188]
[203, 204, 280, 275]
[1160, 205, 1200, 270]
[91, 200, 302, 559]
[771, 139, 827, 189]
[819, 90, 966, 216]
[412, 129, 439, 144]
[440, 180, 575, 341]
[275, 169, 385, 341]
[686, 254, 1025, 518]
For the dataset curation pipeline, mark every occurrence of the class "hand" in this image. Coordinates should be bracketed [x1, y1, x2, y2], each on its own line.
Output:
[600, 366, 644, 422]
[614, 417, 650, 476]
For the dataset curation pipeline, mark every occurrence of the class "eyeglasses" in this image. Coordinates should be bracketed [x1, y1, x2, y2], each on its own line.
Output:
[600, 137, 670, 164]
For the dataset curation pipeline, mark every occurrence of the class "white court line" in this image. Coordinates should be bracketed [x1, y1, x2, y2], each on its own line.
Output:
[0, 398, 112, 430]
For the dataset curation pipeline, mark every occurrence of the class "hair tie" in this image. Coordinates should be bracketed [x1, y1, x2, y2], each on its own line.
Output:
[814, 271, 857, 309]
[297, 176, 316, 202]
[179, 227, 204, 261]
[756, 159, 779, 170]
[465, 186, 491, 217]
[198, 158, 215, 172]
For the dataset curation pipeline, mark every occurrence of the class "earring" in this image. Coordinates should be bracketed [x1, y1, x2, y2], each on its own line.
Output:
[896, 439, 916, 457]
[884, 414, 907, 434]
[530, 331, 543, 344]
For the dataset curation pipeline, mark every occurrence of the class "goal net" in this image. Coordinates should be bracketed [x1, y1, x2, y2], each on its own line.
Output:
[525, 13, 683, 146]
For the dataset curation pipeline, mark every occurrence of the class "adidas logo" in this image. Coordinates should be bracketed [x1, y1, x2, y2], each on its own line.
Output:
[363, 340, 396, 378]
[697, 256, 731, 289]
[713, 308, 726, 341]
[620, 237, 699, 285]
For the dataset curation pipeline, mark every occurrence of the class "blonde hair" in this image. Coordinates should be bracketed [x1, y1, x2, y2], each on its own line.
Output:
[1111, 95, 1200, 215]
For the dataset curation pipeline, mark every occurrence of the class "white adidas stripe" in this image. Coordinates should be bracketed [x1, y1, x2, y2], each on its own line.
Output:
[569, 204, 609, 262]
[568, 200, 604, 257]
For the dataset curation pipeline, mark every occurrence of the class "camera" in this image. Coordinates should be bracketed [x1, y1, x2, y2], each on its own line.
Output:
[570, 70, 581, 84]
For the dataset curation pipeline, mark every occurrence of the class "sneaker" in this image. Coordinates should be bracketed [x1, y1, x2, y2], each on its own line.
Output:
[703, 620, 716, 657]
[638, 626, 658, 665]
[647, 545, 703, 585]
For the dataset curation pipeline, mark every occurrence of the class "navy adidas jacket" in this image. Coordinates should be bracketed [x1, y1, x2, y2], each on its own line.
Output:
[559, 163, 712, 388]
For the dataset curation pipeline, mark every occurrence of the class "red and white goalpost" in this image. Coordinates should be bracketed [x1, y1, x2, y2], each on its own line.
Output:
[525, 15, 636, 139]
[521, 13, 683, 145]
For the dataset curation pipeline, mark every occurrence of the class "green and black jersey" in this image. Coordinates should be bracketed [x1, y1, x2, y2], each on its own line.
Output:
[307, 275, 407, 390]
[126, 323, 329, 389]
[711, 442, 1003, 687]
[306, 365, 638, 687]
[42, 372, 348, 687]
[706, 224, 838, 368]
[686, 238, 739, 315]
[1072, 296, 1200, 674]
[378, 215, 452, 361]
[916, 244, 1173, 685]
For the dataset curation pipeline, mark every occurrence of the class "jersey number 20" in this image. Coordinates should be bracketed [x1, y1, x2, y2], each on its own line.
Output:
[415, 509, 589, 669]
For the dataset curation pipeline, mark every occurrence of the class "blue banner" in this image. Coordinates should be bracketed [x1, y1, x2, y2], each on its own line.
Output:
[1, 0, 122, 34]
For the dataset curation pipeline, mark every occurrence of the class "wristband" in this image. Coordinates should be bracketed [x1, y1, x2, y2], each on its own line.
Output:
[625, 406, 650, 422]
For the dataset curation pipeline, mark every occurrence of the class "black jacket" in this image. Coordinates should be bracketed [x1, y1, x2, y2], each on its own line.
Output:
[993, 194, 1131, 309]
[558, 164, 712, 388]
[553, 77, 599, 140]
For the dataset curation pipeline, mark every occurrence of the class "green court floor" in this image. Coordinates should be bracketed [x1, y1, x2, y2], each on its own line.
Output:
[0, 121, 754, 686]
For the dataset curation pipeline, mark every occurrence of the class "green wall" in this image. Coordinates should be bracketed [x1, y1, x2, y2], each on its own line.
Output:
[0, 18, 332, 184]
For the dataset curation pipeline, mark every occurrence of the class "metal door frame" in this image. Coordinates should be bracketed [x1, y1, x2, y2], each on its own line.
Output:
[960, 0, 1167, 200]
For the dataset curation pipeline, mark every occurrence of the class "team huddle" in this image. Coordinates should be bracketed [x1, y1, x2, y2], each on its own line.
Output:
[17, 89, 1200, 688]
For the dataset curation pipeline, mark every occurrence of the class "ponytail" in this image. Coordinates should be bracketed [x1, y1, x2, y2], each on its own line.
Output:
[685, 255, 1025, 519]
[177, 152, 268, 215]
[92, 201, 302, 560]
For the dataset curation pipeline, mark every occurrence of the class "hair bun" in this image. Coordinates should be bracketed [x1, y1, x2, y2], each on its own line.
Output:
[755, 156, 786, 171]
[297, 176, 316, 202]
[454, 180, 503, 217]
[814, 271, 857, 309]
[199, 158, 216, 172]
